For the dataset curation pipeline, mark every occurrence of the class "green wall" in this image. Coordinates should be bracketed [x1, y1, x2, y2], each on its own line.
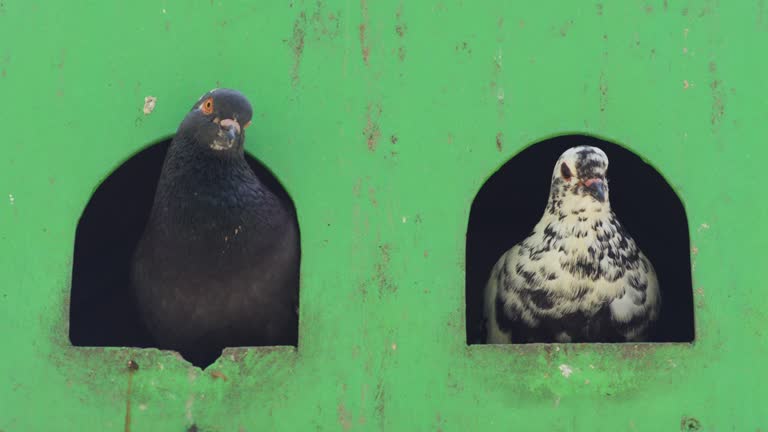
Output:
[1, 0, 766, 430]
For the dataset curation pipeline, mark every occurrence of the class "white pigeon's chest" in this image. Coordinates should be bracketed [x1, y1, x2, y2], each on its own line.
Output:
[516, 212, 634, 314]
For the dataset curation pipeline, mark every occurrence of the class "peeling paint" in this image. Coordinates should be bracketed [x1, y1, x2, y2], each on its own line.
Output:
[142, 96, 157, 115]
[558, 364, 574, 378]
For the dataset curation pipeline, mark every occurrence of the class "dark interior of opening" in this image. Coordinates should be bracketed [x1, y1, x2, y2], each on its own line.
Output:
[466, 135, 694, 344]
[69, 138, 300, 367]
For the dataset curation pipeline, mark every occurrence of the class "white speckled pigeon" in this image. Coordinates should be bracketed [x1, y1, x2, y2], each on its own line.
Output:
[131, 89, 299, 367]
[484, 146, 660, 343]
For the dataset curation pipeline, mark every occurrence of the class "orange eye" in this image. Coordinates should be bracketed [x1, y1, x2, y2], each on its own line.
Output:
[201, 98, 214, 115]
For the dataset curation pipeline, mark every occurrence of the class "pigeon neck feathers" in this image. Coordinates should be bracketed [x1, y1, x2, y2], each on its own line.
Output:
[530, 146, 640, 282]
[148, 134, 282, 238]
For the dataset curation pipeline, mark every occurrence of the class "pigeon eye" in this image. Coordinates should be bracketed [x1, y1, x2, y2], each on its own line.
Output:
[560, 163, 573, 181]
[201, 98, 214, 115]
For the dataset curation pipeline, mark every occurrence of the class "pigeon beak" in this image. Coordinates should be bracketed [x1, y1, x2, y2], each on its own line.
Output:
[210, 119, 242, 151]
[220, 118, 241, 142]
[584, 178, 606, 203]
[225, 126, 237, 142]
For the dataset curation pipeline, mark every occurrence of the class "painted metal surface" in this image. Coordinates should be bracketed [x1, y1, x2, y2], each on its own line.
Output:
[1, 0, 766, 430]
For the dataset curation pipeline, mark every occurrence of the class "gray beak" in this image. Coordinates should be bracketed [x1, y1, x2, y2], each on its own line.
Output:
[224, 124, 238, 142]
[585, 178, 606, 203]
[220, 118, 241, 142]
[210, 119, 242, 151]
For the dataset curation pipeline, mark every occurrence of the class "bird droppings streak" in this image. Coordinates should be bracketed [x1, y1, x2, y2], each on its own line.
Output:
[395, 3, 406, 61]
[558, 364, 573, 378]
[185, 395, 194, 423]
[709, 62, 725, 129]
[599, 72, 608, 112]
[364, 102, 382, 151]
[337, 403, 353, 431]
[359, 0, 370, 65]
[142, 96, 157, 115]
[290, 11, 307, 87]
[375, 243, 396, 296]
[496, 132, 503, 152]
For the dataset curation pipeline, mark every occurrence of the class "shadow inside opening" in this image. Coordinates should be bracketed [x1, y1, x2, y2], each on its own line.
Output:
[69, 138, 300, 367]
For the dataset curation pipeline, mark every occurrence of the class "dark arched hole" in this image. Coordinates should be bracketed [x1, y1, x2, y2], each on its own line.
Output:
[69, 138, 300, 365]
[466, 135, 694, 344]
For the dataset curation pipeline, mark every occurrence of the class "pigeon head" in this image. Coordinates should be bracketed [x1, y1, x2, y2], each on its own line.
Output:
[178, 88, 254, 152]
[549, 145, 610, 207]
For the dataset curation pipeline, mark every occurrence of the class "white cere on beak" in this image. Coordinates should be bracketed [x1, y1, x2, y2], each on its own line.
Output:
[219, 118, 241, 134]
[210, 118, 241, 151]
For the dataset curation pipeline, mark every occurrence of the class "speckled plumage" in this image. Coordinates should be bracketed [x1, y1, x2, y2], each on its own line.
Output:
[484, 146, 660, 343]
[131, 89, 299, 367]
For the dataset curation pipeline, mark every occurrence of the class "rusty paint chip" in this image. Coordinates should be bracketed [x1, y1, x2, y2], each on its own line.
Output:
[127, 360, 139, 371]
[210, 370, 228, 381]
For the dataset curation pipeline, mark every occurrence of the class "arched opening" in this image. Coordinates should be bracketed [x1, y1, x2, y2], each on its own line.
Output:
[466, 135, 694, 344]
[69, 138, 300, 367]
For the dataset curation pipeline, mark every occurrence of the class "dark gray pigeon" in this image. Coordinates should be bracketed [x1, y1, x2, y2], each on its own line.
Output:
[484, 146, 660, 344]
[131, 89, 299, 367]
